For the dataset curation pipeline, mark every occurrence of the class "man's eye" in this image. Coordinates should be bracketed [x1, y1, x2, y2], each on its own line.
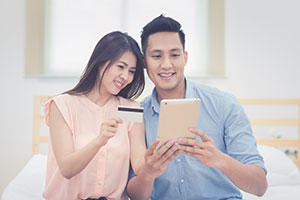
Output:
[152, 55, 161, 59]
[171, 54, 180, 57]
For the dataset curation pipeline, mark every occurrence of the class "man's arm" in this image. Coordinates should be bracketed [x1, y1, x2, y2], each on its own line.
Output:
[127, 139, 180, 200]
[216, 151, 267, 196]
[178, 128, 267, 196]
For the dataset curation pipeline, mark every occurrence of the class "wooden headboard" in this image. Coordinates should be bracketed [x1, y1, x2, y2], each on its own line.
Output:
[32, 96, 300, 169]
[32, 95, 52, 155]
[239, 99, 300, 170]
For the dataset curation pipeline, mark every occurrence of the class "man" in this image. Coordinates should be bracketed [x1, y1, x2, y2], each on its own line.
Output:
[127, 14, 267, 200]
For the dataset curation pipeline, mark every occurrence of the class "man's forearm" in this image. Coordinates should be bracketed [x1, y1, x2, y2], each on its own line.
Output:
[127, 171, 155, 200]
[219, 153, 268, 196]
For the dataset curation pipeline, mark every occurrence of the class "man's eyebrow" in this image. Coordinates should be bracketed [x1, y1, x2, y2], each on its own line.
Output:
[149, 49, 162, 53]
[149, 48, 182, 53]
[170, 48, 182, 52]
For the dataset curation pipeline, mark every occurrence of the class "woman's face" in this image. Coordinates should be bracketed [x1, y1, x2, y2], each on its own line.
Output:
[99, 51, 137, 96]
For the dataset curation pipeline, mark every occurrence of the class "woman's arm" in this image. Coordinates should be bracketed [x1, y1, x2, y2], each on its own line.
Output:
[127, 120, 147, 174]
[49, 102, 120, 179]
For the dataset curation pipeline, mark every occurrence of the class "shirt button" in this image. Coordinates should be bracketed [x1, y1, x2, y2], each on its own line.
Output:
[177, 158, 181, 162]
[98, 181, 102, 185]
[180, 179, 184, 183]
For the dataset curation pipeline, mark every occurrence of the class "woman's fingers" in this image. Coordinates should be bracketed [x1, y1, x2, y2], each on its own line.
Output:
[98, 118, 123, 146]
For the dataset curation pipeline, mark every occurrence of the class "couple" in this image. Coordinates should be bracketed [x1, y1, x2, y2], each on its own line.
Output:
[43, 15, 267, 200]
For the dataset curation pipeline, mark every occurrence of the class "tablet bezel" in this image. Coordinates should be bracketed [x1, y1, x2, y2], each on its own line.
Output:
[156, 98, 201, 145]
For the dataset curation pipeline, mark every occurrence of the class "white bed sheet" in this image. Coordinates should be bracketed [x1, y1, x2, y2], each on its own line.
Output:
[2, 146, 300, 200]
[1, 154, 47, 200]
[242, 145, 300, 199]
[242, 183, 300, 200]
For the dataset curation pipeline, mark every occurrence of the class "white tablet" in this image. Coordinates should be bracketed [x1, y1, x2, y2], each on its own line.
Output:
[157, 98, 201, 145]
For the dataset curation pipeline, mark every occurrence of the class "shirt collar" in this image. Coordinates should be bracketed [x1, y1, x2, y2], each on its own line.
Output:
[185, 78, 195, 99]
[150, 88, 160, 114]
[150, 78, 196, 114]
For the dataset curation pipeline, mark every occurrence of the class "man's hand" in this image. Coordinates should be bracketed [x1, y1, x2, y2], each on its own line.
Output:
[139, 139, 180, 178]
[177, 128, 225, 168]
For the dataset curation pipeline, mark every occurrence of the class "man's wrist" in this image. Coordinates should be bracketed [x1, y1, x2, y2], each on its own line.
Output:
[138, 167, 156, 182]
[217, 152, 238, 173]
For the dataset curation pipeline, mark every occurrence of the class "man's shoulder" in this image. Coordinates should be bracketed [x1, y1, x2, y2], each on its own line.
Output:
[141, 95, 152, 108]
[188, 79, 227, 97]
[188, 79, 237, 105]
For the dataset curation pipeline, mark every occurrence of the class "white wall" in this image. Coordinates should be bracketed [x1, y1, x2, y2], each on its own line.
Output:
[1, 0, 300, 195]
[0, 0, 78, 194]
[209, 0, 300, 98]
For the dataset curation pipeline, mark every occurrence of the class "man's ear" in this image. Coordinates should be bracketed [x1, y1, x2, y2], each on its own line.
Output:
[184, 51, 188, 66]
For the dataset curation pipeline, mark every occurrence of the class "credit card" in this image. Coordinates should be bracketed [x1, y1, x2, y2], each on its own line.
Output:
[117, 106, 144, 123]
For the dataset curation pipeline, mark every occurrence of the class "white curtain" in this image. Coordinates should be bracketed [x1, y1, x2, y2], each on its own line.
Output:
[42, 0, 211, 77]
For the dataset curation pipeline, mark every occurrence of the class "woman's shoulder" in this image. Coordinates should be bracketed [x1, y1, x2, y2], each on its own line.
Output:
[52, 93, 82, 101]
[117, 96, 141, 107]
[50, 94, 84, 109]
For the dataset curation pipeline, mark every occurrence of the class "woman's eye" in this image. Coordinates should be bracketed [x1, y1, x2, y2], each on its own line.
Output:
[129, 70, 136, 75]
[118, 65, 124, 69]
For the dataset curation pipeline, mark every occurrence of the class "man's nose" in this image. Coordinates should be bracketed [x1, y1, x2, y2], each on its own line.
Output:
[161, 57, 172, 69]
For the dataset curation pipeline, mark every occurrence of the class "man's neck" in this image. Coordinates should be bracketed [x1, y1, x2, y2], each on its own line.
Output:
[156, 80, 186, 103]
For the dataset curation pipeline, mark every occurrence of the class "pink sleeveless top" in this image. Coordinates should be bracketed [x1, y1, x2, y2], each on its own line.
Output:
[43, 94, 139, 200]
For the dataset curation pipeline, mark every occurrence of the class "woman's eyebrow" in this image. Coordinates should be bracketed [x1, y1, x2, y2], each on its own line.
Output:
[118, 61, 128, 66]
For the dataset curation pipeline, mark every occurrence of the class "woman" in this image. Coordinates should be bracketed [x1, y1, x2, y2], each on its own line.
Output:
[43, 31, 146, 200]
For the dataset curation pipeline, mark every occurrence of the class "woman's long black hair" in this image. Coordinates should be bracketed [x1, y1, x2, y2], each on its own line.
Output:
[65, 31, 145, 99]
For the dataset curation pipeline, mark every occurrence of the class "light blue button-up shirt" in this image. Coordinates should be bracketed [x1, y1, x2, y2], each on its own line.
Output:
[139, 78, 266, 200]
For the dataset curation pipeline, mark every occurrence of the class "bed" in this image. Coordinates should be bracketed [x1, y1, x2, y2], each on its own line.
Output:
[2, 97, 300, 200]
[1, 96, 50, 200]
[239, 99, 300, 199]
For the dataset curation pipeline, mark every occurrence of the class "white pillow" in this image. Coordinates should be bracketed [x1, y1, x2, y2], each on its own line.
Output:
[267, 172, 300, 186]
[2, 154, 47, 200]
[257, 145, 299, 177]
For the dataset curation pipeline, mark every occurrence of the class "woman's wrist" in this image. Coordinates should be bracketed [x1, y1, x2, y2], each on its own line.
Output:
[91, 135, 105, 150]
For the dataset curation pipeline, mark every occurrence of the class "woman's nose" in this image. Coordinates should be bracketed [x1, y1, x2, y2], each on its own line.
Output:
[120, 71, 129, 81]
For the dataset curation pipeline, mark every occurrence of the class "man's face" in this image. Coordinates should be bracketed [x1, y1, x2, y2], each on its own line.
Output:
[145, 32, 188, 94]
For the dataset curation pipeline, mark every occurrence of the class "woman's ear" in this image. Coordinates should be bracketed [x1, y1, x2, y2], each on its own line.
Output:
[143, 58, 146, 69]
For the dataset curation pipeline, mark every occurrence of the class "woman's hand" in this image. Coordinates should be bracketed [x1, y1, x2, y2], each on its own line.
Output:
[97, 117, 123, 147]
